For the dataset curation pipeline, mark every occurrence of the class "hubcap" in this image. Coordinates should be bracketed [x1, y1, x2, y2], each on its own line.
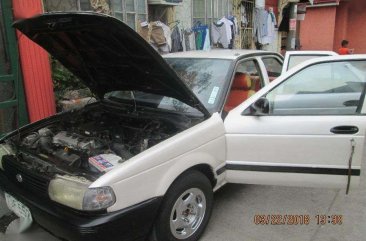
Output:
[170, 188, 206, 239]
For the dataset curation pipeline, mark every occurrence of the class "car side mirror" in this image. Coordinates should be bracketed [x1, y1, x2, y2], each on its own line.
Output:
[249, 97, 269, 116]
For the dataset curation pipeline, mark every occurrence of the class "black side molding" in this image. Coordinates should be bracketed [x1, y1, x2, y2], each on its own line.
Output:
[225, 164, 360, 176]
[216, 166, 226, 176]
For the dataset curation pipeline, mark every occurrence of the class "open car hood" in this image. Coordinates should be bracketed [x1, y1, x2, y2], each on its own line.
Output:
[13, 12, 210, 117]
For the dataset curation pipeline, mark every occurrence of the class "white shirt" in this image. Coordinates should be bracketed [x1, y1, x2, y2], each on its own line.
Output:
[219, 17, 233, 41]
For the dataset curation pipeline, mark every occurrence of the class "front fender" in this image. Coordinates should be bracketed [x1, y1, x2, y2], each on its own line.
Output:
[96, 113, 226, 212]
[155, 137, 226, 196]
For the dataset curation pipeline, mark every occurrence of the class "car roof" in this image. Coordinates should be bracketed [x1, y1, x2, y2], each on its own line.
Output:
[163, 49, 280, 60]
[284, 50, 338, 56]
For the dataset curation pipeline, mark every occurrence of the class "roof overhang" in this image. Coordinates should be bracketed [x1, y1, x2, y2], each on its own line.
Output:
[300, 0, 340, 6]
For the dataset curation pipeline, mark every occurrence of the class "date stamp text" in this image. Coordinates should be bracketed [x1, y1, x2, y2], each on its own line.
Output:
[253, 214, 343, 225]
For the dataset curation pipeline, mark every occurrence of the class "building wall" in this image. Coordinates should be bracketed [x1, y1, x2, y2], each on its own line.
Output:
[344, 0, 366, 54]
[333, 0, 349, 51]
[175, 0, 192, 28]
[299, 6, 337, 51]
[266, 0, 279, 16]
[299, 0, 366, 53]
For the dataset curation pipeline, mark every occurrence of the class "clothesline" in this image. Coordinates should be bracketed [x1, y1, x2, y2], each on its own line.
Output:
[136, 9, 275, 54]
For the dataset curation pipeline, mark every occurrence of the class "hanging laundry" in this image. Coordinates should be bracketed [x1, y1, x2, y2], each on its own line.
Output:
[161, 22, 172, 51]
[278, 7, 290, 32]
[211, 21, 230, 48]
[219, 17, 234, 43]
[183, 28, 195, 51]
[202, 28, 211, 51]
[138, 21, 150, 42]
[211, 17, 234, 49]
[150, 21, 166, 46]
[228, 15, 239, 35]
[227, 16, 238, 49]
[171, 26, 183, 52]
[268, 7, 277, 27]
[138, 20, 192, 54]
[147, 21, 172, 54]
[192, 24, 209, 50]
[261, 12, 275, 44]
[254, 7, 269, 45]
[254, 7, 277, 47]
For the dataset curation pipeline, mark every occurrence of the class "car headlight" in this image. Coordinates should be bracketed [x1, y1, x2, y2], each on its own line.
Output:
[0, 144, 14, 170]
[48, 175, 116, 211]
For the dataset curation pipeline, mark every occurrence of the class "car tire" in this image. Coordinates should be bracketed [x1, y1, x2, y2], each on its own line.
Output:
[151, 170, 213, 241]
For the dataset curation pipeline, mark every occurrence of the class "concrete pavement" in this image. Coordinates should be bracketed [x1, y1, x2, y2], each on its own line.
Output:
[1, 182, 365, 241]
[201, 184, 366, 241]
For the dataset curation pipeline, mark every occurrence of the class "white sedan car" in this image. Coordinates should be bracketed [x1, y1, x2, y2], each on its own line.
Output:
[0, 13, 365, 241]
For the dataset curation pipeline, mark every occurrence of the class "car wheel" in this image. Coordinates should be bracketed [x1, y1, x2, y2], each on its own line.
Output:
[152, 170, 213, 241]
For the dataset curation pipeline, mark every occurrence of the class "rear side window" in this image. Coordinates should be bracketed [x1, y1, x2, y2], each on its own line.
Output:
[262, 57, 282, 81]
[287, 55, 329, 71]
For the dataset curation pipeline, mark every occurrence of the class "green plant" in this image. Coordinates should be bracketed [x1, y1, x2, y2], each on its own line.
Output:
[51, 57, 91, 111]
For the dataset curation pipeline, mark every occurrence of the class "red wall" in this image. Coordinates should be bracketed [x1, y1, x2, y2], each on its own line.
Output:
[345, 0, 366, 54]
[333, 0, 349, 51]
[265, 0, 279, 17]
[12, 0, 56, 122]
[299, 6, 337, 51]
[300, 0, 366, 54]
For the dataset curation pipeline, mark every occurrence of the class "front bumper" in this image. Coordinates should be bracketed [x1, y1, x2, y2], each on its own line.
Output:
[0, 171, 162, 241]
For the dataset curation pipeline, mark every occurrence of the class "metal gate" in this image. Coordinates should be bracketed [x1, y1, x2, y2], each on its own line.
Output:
[232, 0, 255, 49]
[240, 0, 254, 49]
[0, 0, 28, 137]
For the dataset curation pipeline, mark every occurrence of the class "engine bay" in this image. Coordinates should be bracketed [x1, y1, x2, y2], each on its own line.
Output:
[8, 103, 196, 180]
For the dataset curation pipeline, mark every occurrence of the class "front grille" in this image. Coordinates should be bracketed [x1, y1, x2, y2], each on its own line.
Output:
[2, 155, 51, 197]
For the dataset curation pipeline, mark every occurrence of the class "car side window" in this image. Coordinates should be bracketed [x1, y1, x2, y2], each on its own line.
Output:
[235, 59, 264, 91]
[224, 60, 263, 112]
[262, 57, 282, 82]
[265, 61, 366, 115]
[287, 55, 328, 71]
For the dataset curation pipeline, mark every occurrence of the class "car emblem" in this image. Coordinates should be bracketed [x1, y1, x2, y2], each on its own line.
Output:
[16, 174, 23, 183]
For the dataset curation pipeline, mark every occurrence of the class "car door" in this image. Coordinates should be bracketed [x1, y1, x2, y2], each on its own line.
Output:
[282, 51, 338, 73]
[224, 56, 366, 191]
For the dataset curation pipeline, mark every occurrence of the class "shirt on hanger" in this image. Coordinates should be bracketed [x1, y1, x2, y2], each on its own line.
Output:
[211, 22, 230, 48]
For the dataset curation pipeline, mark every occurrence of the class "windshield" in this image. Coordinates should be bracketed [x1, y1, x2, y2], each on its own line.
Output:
[105, 58, 232, 114]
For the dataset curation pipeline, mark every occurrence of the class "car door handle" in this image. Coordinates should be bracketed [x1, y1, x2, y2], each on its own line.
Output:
[330, 126, 359, 134]
[343, 100, 359, 107]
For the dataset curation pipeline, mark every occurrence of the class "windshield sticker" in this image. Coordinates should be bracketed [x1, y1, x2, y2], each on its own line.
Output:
[208, 87, 220, 105]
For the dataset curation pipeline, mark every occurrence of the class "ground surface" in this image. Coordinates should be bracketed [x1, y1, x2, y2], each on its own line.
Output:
[1, 182, 365, 241]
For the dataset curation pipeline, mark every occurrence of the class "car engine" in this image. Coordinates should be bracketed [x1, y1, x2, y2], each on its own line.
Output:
[13, 104, 192, 179]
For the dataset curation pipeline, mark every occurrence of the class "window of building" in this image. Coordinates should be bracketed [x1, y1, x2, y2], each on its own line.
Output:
[43, 0, 147, 30]
[110, 0, 148, 30]
[192, 0, 232, 26]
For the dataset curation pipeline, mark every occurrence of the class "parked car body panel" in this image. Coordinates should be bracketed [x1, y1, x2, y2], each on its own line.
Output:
[225, 55, 366, 190]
